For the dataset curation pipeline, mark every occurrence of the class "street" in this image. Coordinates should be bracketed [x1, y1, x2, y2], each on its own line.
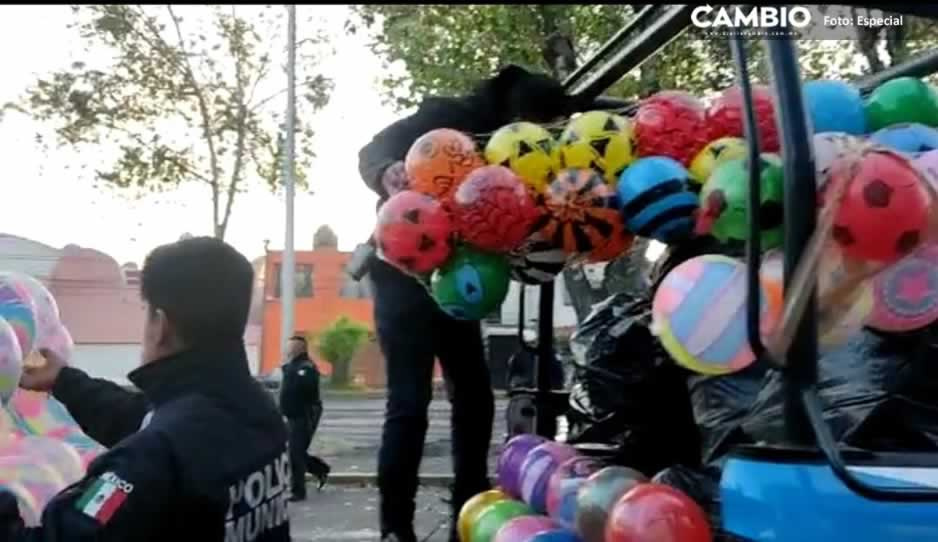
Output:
[310, 397, 510, 475]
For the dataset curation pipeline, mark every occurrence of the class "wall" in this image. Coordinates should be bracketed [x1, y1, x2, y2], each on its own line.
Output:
[0, 234, 60, 279]
[260, 248, 374, 374]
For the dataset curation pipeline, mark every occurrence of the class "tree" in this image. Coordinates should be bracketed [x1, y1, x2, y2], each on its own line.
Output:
[4, 5, 334, 239]
[351, 5, 938, 321]
[315, 316, 370, 388]
[313, 224, 338, 249]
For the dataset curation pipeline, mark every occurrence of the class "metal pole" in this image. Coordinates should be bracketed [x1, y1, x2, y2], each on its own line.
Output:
[280, 4, 297, 356]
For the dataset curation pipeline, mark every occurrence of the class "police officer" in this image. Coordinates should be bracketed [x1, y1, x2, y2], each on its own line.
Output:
[1, 236, 292, 541]
[280, 334, 331, 500]
[357, 65, 578, 542]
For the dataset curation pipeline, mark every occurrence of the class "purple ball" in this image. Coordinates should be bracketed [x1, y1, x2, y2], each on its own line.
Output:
[520, 442, 579, 514]
[530, 529, 582, 542]
[493, 515, 557, 542]
[497, 434, 549, 498]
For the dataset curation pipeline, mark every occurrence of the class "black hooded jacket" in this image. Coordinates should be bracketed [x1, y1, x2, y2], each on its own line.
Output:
[358, 65, 578, 202]
[1, 344, 291, 542]
[280, 352, 322, 418]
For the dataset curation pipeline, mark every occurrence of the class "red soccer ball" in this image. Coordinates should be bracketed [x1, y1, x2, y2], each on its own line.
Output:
[827, 149, 932, 264]
[634, 91, 710, 166]
[707, 85, 780, 152]
[375, 190, 454, 274]
[452, 165, 541, 253]
[605, 483, 713, 542]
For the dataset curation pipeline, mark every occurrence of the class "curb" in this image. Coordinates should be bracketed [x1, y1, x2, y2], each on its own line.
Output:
[310, 472, 457, 488]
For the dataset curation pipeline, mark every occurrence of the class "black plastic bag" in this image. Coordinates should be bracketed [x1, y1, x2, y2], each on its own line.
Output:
[566, 292, 701, 476]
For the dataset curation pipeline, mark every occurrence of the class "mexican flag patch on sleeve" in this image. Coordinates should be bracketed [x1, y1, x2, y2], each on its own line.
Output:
[75, 472, 134, 525]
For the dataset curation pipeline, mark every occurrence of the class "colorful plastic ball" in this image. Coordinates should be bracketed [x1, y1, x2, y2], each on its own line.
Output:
[497, 434, 550, 499]
[868, 243, 938, 333]
[695, 154, 785, 249]
[870, 123, 938, 155]
[529, 529, 582, 542]
[707, 84, 779, 152]
[3, 435, 84, 486]
[827, 148, 931, 264]
[558, 111, 635, 184]
[0, 276, 36, 358]
[459, 489, 511, 542]
[405, 128, 485, 201]
[493, 516, 558, 542]
[688, 137, 748, 185]
[574, 466, 648, 542]
[0, 318, 23, 405]
[519, 442, 579, 514]
[644, 90, 707, 112]
[617, 157, 698, 244]
[536, 169, 624, 257]
[431, 245, 510, 321]
[471, 500, 534, 542]
[508, 235, 569, 285]
[0, 273, 59, 346]
[0, 456, 67, 513]
[652, 255, 779, 376]
[485, 122, 561, 192]
[584, 224, 634, 264]
[914, 150, 938, 185]
[865, 77, 938, 130]
[546, 455, 603, 528]
[633, 91, 709, 166]
[803, 79, 867, 135]
[605, 483, 712, 542]
[37, 323, 74, 364]
[453, 165, 541, 253]
[375, 190, 454, 275]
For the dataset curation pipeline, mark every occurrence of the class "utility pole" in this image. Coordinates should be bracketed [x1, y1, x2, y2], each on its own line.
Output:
[280, 4, 297, 356]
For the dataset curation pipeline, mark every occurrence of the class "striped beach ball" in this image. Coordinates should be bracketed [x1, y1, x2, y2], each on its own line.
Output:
[519, 442, 578, 514]
[868, 243, 938, 333]
[652, 254, 778, 375]
[617, 157, 698, 244]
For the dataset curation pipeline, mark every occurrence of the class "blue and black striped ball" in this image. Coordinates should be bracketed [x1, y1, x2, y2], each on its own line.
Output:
[617, 156, 698, 243]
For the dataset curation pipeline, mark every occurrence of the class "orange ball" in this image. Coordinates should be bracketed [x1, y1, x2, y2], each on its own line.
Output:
[404, 128, 485, 202]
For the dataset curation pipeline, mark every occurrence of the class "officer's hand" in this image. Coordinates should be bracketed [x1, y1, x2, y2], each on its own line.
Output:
[19, 348, 67, 392]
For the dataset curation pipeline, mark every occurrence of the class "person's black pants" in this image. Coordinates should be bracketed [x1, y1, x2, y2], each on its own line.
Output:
[287, 405, 330, 499]
[371, 261, 495, 541]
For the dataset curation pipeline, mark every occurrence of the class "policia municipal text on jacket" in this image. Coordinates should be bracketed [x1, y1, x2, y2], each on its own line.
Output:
[0, 237, 292, 542]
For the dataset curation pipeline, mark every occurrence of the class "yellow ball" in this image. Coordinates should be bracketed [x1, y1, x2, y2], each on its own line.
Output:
[457, 489, 509, 542]
[485, 122, 561, 192]
[558, 111, 635, 185]
[688, 137, 748, 185]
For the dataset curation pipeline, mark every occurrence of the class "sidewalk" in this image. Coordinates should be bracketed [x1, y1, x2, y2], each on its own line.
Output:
[290, 485, 452, 542]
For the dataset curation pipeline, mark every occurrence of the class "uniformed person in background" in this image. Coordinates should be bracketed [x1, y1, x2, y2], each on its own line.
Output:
[358, 64, 578, 542]
[280, 334, 331, 501]
[1, 236, 292, 541]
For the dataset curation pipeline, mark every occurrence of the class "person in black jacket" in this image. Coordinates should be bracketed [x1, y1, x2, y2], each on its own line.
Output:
[358, 64, 579, 542]
[1, 236, 291, 541]
[280, 334, 331, 500]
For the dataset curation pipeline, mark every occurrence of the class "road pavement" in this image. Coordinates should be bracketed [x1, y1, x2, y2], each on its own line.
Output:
[310, 397, 510, 475]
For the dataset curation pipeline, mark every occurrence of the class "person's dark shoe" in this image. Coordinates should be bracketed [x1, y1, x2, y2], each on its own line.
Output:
[289, 492, 307, 503]
[317, 465, 331, 490]
[381, 533, 417, 542]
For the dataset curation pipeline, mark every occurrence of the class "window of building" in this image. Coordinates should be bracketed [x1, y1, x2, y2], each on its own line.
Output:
[339, 274, 373, 299]
[273, 263, 314, 298]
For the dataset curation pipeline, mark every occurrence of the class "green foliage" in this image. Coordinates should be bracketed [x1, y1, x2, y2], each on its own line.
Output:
[7, 5, 334, 239]
[315, 316, 370, 388]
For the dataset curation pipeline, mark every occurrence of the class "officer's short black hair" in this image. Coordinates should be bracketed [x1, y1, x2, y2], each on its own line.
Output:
[289, 334, 307, 344]
[141, 236, 254, 346]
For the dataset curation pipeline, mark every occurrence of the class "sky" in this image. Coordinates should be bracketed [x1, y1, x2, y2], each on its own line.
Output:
[0, 5, 399, 264]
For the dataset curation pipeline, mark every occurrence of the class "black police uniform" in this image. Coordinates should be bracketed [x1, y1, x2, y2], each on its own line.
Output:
[280, 352, 330, 498]
[0, 344, 292, 541]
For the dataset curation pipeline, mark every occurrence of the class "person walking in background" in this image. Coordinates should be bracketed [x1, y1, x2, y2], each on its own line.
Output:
[357, 64, 579, 542]
[281, 334, 331, 501]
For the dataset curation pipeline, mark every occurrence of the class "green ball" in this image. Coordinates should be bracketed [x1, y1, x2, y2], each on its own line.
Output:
[431, 245, 510, 320]
[470, 500, 532, 542]
[865, 77, 938, 130]
[698, 154, 784, 249]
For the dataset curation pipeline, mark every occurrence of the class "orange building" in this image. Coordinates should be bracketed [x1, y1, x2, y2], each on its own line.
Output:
[259, 246, 374, 374]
